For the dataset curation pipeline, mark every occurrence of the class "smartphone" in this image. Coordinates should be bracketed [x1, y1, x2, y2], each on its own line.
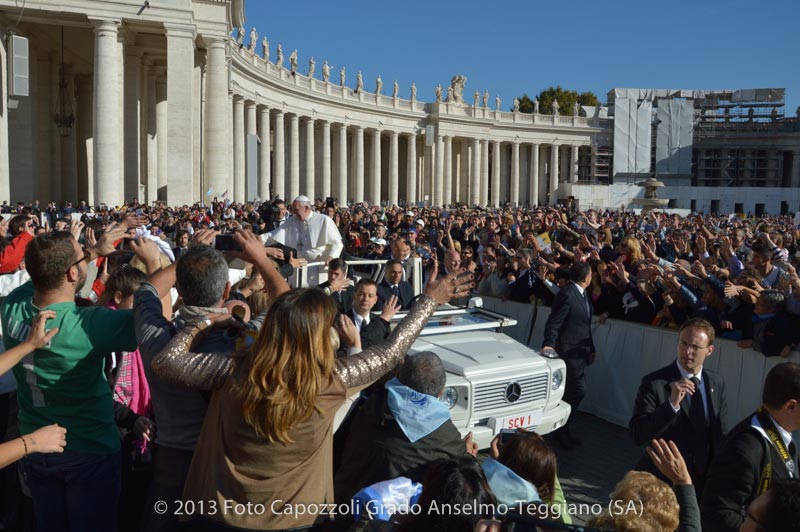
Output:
[214, 234, 242, 252]
[135, 208, 143, 216]
[499, 428, 517, 445]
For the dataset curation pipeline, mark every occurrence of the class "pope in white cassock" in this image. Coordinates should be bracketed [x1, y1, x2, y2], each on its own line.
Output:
[265, 196, 343, 284]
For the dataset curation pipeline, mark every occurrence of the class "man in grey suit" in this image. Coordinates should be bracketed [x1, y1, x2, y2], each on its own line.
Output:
[542, 261, 595, 448]
[630, 318, 728, 496]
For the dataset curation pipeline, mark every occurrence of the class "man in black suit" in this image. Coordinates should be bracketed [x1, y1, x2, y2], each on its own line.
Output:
[348, 279, 400, 350]
[317, 258, 354, 315]
[701, 362, 800, 532]
[630, 318, 728, 495]
[376, 259, 414, 311]
[508, 249, 551, 304]
[542, 261, 595, 448]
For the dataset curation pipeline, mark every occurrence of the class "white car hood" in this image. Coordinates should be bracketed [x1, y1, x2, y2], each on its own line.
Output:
[410, 331, 549, 377]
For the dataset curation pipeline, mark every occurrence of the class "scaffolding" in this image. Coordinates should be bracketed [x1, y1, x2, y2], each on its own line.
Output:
[606, 88, 791, 187]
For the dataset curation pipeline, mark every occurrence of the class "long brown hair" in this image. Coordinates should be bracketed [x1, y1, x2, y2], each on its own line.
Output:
[234, 288, 337, 444]
[498, 429, 557, 503]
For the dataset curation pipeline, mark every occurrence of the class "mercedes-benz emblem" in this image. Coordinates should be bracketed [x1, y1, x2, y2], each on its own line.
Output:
[505, 382, 522, 403]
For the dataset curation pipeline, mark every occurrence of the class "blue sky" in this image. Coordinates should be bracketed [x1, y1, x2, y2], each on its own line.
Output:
[245, 0, 799, 114]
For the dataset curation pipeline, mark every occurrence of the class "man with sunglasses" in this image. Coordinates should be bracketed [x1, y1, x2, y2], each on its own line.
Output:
[1, 228, 138, 531]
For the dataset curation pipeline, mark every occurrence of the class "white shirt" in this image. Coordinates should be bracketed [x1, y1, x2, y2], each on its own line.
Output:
[673, 361, 709, 422]
[352, 310, 370, 331]
[751, 412, 796, 478]
[572, 281, 586, 296]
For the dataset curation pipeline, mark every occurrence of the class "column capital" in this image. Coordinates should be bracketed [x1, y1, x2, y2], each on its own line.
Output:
[201, 34, 228, 49]
[303, 116, 315, 124]
[256, 103, 270, 113]
[244, 99, 257, 107]
[273, 109, 285, 117]
[89, 18, 121, 34]
[232, 94, 244, 103]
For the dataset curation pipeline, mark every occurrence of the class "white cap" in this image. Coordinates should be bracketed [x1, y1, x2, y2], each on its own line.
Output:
[293, 195, 311, 204]
[370, 237, 388, 246]
[415, 219, 425, 227]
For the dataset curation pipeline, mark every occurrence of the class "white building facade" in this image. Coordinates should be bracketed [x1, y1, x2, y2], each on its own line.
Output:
[0, 0, 798, 214]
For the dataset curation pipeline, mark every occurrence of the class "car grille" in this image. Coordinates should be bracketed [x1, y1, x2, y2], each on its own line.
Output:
[472, 373, 549, 413]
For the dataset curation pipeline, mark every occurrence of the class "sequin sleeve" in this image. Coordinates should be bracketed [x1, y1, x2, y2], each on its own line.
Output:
[151, 320, 237, 390]
[334, 295, 437, 389]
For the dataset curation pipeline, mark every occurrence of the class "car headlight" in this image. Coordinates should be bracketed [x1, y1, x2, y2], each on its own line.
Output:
[551, 369, 564, 390]
[440, 387, 458, 409]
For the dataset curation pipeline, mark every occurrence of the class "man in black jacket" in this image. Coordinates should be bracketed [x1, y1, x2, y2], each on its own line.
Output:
[376, 259, 414, 311]
[317, 258, 354, 315]
[542, 261, 594, 448]
[349, 279, 400, 350]
[334, 351, 476, 505]
[701, 362, 800, 532]
[630, 318, 728, 495]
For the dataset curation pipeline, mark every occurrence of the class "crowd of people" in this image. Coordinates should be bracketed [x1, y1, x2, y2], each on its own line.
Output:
[0, 194, 798, 532]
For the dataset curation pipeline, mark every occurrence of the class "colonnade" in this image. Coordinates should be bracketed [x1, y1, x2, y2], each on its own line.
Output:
[227, 103, 589, 207]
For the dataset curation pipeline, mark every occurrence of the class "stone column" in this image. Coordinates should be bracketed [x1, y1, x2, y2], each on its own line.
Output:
[165, 23, 195, 204]
[232, 96, 245, 202]
[354, 126, 364, 203]
[434, 134, 444, 207]
[443, 136, 452, 206]
[459, 141, 470, 204]
[336, 124, 347, 204]
[273, 111, 285, 199]
[370, 129, 381, 205]
[549, 144, 559, 205]
[470, 139, 481, 206]
[389, 131, 399, 206]
[288, 114, 300, 200]
[204, 36, 229, 201]
[257, 105, 270, 200]
[144, 65, 157, 204]
[320, 120, 331, 200]
[244, 100, 257, 202]
[481, 139, 490, 206]
[303, 117, 315, 200]
[491, 141, 501, 207]
[75, 75, 94, 203]
[123, 49, 141, 203]
[571, 144, 579, 183]
[406, 132, 417, 205]
[529, 143, 540, 207]
[155, 75, 168, 201]
[792, 151, 800, 188]
[60, 66, 78, 203]
[511, 141, 520, 206]
[92, 19, 122, 207]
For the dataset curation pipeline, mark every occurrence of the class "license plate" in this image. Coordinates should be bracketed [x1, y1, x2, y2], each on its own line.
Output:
[494, 409, 544, 432]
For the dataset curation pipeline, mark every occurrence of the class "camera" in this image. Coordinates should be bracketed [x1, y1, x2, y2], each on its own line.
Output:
[325, 197, 335, 209]
[258, 202, 282, 229]
[214, 234, 242, 252]
[499, 428, 517, 445]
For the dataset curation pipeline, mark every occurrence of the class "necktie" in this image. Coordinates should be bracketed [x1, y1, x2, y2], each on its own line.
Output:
[583, 290, 591, 317]
[690, 377, 709, 472]
[392, 284, 401, 298]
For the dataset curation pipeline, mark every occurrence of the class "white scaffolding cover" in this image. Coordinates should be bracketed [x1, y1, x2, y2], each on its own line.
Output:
[656, 99, 693, 175]
[613, 98, 652, 175]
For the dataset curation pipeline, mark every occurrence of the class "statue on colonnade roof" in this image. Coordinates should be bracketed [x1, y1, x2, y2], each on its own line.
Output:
[261, 36, 269, 61]
[448, 75, 467, 105]
[236, 26, 245, 47]
[230, 0, 246, 31]
[248, 28, 257, 53]
[289, 49, 298, 74]
[322, 61, 330, 83]
[276, 44, 284, 69]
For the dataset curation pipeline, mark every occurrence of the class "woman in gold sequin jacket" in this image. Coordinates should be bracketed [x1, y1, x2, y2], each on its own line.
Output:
[151, 229, 473, 531]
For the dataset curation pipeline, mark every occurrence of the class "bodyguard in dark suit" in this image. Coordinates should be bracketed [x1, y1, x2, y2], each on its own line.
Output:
[542, 261, 595, 448]
[701, 362, 800, 532]
[376, 259, 414, 311]
[630, 318, 728, 495]
[317, 258, 354, 315]
[349, 279, 401, 350]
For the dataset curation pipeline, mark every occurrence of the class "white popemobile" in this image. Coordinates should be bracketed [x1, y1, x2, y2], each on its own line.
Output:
[297, 257, 572, 450]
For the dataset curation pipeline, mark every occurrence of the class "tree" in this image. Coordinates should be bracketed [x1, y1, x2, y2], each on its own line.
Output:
[513, 86, 599, 116]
